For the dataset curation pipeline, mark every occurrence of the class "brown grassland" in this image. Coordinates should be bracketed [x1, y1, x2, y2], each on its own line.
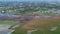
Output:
[20, 16, 60, 31]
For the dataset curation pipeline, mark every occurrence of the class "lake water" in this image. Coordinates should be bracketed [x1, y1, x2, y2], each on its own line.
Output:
[0, 29, 14, 34]
[0, 24, 14, 34]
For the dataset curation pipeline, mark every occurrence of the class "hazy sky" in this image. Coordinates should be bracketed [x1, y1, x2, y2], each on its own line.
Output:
[0, 0, 60, 2]
[0, 0, 57, 1]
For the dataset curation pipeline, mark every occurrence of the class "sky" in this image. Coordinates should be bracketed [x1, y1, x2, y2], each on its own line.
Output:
[0, 0, 60, 2]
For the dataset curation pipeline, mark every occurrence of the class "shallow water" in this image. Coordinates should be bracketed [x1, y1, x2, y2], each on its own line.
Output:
[0, 24, 14, 34]
[0, 30, 14, 34]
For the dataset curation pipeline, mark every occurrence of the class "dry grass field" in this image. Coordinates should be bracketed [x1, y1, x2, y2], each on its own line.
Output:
[20, 16, 60, 31]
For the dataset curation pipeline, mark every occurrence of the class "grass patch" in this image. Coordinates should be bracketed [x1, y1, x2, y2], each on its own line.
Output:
[48, 20, 60, 26]
[0, 20, 15, 25]
[12, 29, 27, 34]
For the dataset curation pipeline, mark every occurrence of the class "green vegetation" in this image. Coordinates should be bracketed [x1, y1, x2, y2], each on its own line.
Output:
[12, 22, 27, 34]
[49, 20, 60, 26]
[32, 29, 60, 34]
[12, 29, 27, 34]
[0, 20, 15, 25]
[19, 9, 36, 15]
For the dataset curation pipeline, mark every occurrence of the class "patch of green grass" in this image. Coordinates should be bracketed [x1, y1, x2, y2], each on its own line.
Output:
[48, 20, 60, 26]
[0, 20, 15, 25]
[12, 29, 27, 34]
